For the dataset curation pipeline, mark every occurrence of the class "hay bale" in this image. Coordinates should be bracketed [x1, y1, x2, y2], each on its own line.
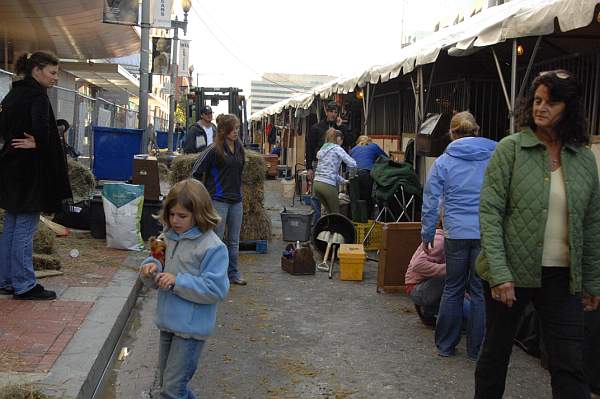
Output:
[33, 222, 55, 255]
[158, 162, 170, 183]
[68, 159, 96, 202]
[0, 385, 50, 399]
[33, 254, 61, 270]
[169, 154, 198, 184]
[0, 210, 54, 254]
[240, 210, 272, 241]
[243, 150, 266, 185]
[242, 185, 264, 209]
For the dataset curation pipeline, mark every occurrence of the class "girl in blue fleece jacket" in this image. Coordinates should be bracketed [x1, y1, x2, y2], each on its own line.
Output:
[139, 179, 229, 399]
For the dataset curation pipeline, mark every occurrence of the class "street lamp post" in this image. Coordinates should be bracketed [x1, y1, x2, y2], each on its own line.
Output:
[168, 0, 192, 153]
[139, 0, 151, 152]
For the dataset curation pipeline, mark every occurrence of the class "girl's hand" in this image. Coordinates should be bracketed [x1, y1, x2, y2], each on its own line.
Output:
[155, 272, 176, 290]
[491, 282, 516, 307]
[422, 241, 434, 255]
[582, 292, 600, 311]
[12, 133, 36, 149]
[140, 263, 158, 278]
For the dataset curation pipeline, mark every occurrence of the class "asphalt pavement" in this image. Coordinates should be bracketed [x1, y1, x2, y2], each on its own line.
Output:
[95, 179, 556, 399]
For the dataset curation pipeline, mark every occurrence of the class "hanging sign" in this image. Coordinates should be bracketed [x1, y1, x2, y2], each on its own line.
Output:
[178, 40, 191, 76]
[151, 0, 175, 28]
[152, 37, 172, 75]
[103, 0, 139, 26]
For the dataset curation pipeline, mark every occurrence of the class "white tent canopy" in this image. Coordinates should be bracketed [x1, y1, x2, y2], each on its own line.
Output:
[250, 0, 600, 121]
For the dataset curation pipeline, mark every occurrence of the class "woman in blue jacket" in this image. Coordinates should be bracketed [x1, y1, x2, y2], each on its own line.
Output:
[421, 111, 497, 360]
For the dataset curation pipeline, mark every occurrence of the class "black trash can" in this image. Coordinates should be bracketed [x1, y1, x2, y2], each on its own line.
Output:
[90, 195, 106, 239]
[141, 200, 163, 240]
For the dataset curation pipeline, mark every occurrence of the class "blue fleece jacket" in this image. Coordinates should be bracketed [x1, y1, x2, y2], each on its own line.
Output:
[139, 227, 229, 340]
[421, 136, 497, 243]
[350, 143, 386, 170]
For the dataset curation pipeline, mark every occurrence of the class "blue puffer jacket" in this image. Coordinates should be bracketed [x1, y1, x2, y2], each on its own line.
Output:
[139, 227, 229, 340]
[421, 136, 497, 243]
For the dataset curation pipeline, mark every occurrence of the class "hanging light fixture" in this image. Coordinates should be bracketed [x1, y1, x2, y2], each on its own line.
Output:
[517, 44, 525, 56]
[355, 89, 364, 100]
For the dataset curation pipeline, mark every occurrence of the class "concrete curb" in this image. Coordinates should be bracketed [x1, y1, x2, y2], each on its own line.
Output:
[38, 252, 144, 399]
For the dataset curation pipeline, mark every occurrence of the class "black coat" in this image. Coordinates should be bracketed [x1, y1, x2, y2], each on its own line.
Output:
[305, 119, 352, 170]
[183, 122, 216, 154]
[0, 77, 72, 213]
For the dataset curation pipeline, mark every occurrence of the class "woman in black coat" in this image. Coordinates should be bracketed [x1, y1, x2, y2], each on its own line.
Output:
[0, 51, 72, 300]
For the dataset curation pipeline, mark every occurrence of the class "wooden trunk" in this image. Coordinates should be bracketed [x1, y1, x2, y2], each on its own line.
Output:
[377, 222, 422, 293]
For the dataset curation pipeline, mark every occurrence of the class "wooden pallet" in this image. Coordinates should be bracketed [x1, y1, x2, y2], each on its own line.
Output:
[239, 240, 268, 254]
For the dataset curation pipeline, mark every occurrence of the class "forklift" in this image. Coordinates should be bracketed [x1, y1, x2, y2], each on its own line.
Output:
[187, 87, 249, 142]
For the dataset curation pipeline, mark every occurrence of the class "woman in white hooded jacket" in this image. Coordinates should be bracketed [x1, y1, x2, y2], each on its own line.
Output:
[313, 128, 357, 214]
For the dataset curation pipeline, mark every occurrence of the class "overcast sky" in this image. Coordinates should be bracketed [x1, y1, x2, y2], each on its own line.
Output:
[176, 0, 479, 114]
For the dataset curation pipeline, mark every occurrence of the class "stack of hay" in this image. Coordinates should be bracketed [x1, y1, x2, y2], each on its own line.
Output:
[240, 151, 271, 241]
[0, 209, 60, 270]
[68, 159, 96, 202]
[168, 150, 272, 241]
[169, 154, 198, 185]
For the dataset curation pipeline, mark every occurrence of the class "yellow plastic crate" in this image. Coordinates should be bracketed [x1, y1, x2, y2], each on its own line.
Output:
[338, 244, 366, 281]
[353, 220, 382, 251]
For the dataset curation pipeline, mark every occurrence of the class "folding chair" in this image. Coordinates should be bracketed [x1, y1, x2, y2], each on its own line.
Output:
[363, 185, 415, 247]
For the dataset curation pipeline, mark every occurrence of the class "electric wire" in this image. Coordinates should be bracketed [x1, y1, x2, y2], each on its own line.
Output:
[188, 2, 314, 95]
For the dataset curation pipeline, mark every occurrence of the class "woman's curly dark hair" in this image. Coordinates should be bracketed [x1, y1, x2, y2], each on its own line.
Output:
[516, 69, 588, 146]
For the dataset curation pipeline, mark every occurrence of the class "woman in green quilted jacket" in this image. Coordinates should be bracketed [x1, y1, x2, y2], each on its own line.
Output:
[474, 70, 600, 399]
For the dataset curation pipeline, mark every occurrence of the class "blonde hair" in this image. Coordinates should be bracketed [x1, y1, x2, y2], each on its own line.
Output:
[159, 179, 221, 232]
[449, 111, 479, 139]
[355, 135, 371, 146]
[325, 128, 343, 143]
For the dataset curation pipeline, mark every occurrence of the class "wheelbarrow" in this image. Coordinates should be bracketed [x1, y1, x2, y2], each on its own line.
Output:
[315, 231, 345, 279]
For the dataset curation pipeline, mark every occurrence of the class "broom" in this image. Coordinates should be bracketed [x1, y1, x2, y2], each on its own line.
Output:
[40, 215, 69, 237]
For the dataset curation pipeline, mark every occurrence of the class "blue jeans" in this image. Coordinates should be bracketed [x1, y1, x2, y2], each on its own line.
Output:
[159, 331, 205, 399]
[212, 200, 242, 280]
[435, 238, 485, 359]
[0, 212, 40, 294]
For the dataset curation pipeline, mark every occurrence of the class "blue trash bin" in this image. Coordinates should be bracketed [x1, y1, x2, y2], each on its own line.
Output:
[92, 125, 143, 181]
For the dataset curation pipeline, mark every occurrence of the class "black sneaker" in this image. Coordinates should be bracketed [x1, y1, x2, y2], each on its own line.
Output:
[229, 278, 247, 286]
[0, 286, 14, 295]
[13, 284, 56, 300]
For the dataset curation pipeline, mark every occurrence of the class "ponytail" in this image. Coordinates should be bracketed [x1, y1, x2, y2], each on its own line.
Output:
[15, 51, 59, 77]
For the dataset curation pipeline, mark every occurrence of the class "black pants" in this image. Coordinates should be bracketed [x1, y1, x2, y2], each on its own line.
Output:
[357, 169, 374, 217]
[474, 267, 589, 399]
[584, 309, 600, 394]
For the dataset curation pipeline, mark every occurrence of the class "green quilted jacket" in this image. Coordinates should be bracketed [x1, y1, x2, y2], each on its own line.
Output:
[476, 128, 600, 296]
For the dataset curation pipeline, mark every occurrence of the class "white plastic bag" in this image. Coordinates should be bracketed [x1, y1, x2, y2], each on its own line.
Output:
[102, 183, 144, 251]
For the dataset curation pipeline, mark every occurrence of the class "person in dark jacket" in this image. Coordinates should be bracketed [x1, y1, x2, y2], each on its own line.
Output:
[0, 51, 72, 300]
[305, 101, 351, 223]
[191, 114, 247, 286]
[56, 119, 80, 159]
[305, 101, 351, 176]
[183, 105, 216, 154]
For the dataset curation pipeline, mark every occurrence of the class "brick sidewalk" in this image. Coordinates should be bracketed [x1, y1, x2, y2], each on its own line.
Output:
[0, 299, 93, 373]
[0, 232, 130, 378]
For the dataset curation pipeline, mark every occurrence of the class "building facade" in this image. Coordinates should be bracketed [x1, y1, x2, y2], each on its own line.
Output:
[250, 73, 336, 115]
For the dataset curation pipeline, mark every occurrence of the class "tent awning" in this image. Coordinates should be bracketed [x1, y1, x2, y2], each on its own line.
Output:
[250, 0, 600, 121]
[61, 62, 139, 95]
[0, 0, 140, 60]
